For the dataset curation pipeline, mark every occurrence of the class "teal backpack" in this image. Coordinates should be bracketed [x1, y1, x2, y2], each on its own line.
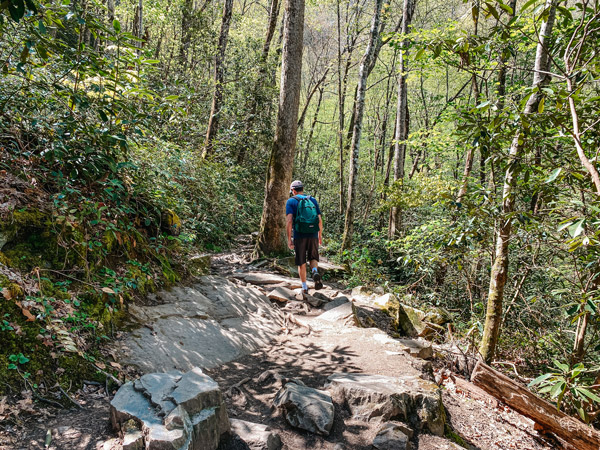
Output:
[293, 195, 319, 234]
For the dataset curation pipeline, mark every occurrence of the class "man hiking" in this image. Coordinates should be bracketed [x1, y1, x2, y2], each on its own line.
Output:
[286, 180, 323, 294]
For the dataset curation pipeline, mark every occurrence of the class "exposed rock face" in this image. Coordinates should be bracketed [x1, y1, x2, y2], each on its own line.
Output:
[326, 373, 444, 436]
[323, 296, 349, 311]
[273, 380, 335, 436]
[229, 419, 282, 450]
[373, 422, 413, 450]
[110, 368, 230, 450]
[118, 276, 284, 372]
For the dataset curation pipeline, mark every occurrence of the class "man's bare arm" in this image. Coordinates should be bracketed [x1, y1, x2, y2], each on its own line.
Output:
[318, 215, 323, 245]
[286, 214, 294, 249]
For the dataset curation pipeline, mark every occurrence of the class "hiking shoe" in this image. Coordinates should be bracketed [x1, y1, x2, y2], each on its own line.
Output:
[302, 288, 309, 298]
[312, 271, 323, 290]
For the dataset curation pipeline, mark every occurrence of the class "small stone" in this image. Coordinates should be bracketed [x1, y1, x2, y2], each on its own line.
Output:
[230, 419, 282, 450]
[123, 430, 144, 450]
[373, 422, 411, 450]
[267, 286, 297, 303]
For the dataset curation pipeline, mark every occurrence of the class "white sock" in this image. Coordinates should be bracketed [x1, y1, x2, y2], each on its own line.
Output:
[302, 282, 308, 290]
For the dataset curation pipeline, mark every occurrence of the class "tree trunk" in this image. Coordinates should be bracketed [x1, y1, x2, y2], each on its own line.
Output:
[203, 0, 234, 158]
[456, 0, 480, 205]
[389, 0, 415, 238]
[301, 86, 324, 171]
[255, 0, 305, 256]
[237, 0, 281, 164]
[479, 0, 557, 362]
[341, 0, 384, 250]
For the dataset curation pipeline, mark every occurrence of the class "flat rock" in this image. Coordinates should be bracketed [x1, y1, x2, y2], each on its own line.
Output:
[396, 338, 433, 360]
[267, 286, 297, 303]
[234, 272, 312, 289]
[315, 302, 353, 323]
[323, 296, 349, 311]
[373, 422, 413, 450]
[229, 419, 282, 450]
[326, 373, 444, 436]
[273, 381, 334, 436]
[110, 367, 229, 450]
[118, 276, 284, 372]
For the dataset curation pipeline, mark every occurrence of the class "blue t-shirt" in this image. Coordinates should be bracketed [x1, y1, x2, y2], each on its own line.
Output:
[286, 195, 321, 239]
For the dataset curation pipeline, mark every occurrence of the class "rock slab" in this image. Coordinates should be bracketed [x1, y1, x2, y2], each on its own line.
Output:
[273, 380, 334, 436]
[326, 373, 444, 436]
[229, 419, 282, 450]
[110, 367, 230, 450]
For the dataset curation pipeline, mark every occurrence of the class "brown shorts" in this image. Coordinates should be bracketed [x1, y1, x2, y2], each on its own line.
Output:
[294, 237, 319, 266]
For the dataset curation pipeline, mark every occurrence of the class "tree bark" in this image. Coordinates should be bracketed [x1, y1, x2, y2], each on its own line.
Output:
[255, 0, 305, 256]
[237, 0, 281, 164]
[455, 0, 480, 205]
[479, 0, 557, 362]
[389, 0, 415, 237]
[341, 0, 384, 250]
[203, 0, 234, 158]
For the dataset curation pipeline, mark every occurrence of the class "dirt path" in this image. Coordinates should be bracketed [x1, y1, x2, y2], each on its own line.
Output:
[1, 246, 561, 450]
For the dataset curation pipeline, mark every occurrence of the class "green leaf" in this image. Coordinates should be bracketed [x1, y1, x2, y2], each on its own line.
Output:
[549, 380, 565, 399]
[8, 0, 25, 22]
[7, 363, 17, 370]
[568, 219, 585, 237]
[538, 97, 545, 113]
[113, 19, 120, 32]
[520, 0, 537, 12]
[18, 354, 30, 364]
[554, 360, 569, 372]
[545, 168, 561, 183]
[529, 372, 553, 387]
[577, 388, 600, 403]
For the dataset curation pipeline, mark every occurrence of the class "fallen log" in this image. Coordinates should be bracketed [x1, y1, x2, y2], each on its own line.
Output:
[471, 360, 600, 450]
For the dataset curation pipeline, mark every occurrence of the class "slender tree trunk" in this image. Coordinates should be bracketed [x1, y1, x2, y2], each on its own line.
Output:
[203, 0, 234, 158]
[389, 0, 415, 237]
[302, 86, 323, 171]
[341, 0, 384, 250]
[456, 0, 480, 205]
[179, 0, 195, 69]
[479, 0, 557, 362]
[238, 0, 281, 164]
[255, 0, 305, 256]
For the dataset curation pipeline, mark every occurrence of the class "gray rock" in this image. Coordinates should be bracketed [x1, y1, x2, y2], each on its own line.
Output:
[323, 296, 349, 311]
[305, 294, 325, 308]
[373, 422, 414, 450]
[267, 286, 297, 303]
[123, 430, 144, 450]
[316, 302, 353, 322]
[396, 339, 433, 360]
[118, 276, 284, 372]
[110, 367, 229, 450]
[230, 419, 282, 450]
[326, 373, 444, 436]
[273, 381, 334, 436]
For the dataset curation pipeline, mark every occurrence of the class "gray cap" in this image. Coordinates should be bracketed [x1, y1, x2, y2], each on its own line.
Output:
[290, 180, 304, 192]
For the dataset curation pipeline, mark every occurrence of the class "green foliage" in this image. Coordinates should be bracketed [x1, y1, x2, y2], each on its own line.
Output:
[529, 361, 600, 422]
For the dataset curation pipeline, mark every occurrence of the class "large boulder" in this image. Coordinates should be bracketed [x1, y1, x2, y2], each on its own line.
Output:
[326, 373, 444, 436]
[110, 367, 230, 450]
[273, 380, 334, 436]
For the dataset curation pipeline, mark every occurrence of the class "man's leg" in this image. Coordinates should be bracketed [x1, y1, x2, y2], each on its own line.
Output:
[295, 238, 309, 294]
[308, 238, 322, 289]
[298, 263, 307, 283]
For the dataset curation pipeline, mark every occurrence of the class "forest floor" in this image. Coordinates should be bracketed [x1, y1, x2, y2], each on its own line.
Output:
[0, 243, 563, 450]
